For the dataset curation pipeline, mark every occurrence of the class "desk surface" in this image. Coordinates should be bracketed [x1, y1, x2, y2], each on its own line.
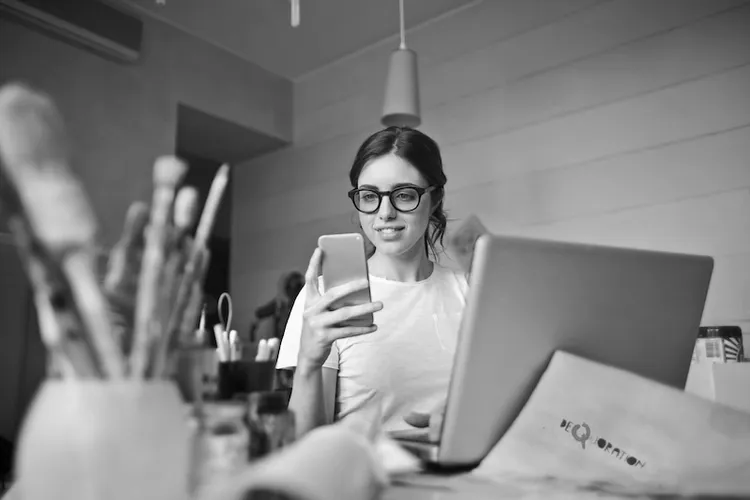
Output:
[4, 477, 743, 500]
[380, 472, 742, 500]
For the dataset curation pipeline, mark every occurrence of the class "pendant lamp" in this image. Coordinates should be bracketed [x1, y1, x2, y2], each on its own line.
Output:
[381, 0, 421, 128]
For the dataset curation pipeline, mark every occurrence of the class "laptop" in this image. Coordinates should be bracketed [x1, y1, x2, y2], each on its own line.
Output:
[390, 234, 714, 469]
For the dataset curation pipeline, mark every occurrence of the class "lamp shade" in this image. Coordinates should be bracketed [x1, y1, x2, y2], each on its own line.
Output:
[381, 48, 421, 128]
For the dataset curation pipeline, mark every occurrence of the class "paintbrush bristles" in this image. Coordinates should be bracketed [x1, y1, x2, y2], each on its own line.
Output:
[0, 84, 97, 247]
[154, 155, 187, 188]
[122, 201, 150, 245]
[174, 186, 199, 231]
[104, 201, 149, 294]
[0, 84, 68, 169]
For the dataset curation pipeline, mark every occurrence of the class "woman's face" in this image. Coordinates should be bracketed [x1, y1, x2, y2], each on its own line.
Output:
[356, 154, 432, 258]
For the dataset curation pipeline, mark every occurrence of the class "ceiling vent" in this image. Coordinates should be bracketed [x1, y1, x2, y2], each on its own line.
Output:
[0, 0, 143, 63]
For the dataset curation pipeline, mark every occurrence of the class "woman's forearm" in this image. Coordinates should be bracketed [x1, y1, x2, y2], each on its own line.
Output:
[288, 363, 330, 437]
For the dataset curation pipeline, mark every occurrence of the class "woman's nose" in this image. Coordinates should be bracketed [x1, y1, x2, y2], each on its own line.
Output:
[378, 196, 397, 220]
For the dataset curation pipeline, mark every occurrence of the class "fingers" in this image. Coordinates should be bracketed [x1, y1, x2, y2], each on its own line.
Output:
[403, 399, 447, 439]
[328, 323, 378, 342]
[315, 301, 382, 327]
[304, 247, 323, 299]
[403, 411, 430, 429]
[314, 279, 372, 313]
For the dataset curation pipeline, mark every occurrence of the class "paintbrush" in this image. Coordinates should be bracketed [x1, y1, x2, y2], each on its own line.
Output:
[148, 186, 201, 376]
[104, 200, 149, 354]
[149, 280, 204, 380]
[178, 282, 204, 348]
[0, 83, 125, 378]
[0, 176, 101, 378]
[193, 164, 230, 251]
[13, 219, 102, 378]
[130, 155, 187, 378]
[161, 185, 199, 314]
[160, 165, 229, 374]
[152, 245, 211, 376]
[174, 185, 199, 238]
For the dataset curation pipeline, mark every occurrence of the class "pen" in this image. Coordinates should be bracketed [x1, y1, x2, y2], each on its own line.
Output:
[213, 323, 229, 362]
[229, 330, 242, 361]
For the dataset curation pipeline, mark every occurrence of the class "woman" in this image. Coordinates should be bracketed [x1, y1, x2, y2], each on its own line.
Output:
[276, 126, 468, 436]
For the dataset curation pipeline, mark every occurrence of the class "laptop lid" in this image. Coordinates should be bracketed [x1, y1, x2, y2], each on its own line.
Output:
[437, 234, 713, 466]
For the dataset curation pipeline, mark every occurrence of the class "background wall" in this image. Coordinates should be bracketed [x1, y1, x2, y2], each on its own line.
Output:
[0, 13, 292, 246]
[232, 0, 750, 336]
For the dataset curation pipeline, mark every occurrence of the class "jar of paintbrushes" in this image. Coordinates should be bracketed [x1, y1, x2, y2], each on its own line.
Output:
[0, 83, 231, 500]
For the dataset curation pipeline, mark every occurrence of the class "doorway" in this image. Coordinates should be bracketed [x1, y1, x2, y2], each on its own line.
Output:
[175, 103, 287, 333]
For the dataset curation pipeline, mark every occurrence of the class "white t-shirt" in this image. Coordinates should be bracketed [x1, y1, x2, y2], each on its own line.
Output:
[276, 263, 469, 432]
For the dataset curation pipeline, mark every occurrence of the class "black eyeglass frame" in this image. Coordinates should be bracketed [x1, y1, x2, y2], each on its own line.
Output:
[347, 185, 438, 214]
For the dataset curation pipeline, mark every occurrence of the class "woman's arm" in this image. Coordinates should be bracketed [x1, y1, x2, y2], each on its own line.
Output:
[288, 365, 337, 436]
[278, 247, 382, 437]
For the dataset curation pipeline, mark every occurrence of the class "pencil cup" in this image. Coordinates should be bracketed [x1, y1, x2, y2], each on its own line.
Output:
[217, 360, 276, 400]
[14, 380, 192, 500]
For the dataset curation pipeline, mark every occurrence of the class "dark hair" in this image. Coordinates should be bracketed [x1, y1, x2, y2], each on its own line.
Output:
[349, 126, 448, 257]
[283, 271, 304, 299]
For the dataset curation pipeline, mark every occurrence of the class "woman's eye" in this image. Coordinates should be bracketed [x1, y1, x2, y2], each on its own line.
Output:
[360, 193, 378, 202]
[396, 191, 417, 201]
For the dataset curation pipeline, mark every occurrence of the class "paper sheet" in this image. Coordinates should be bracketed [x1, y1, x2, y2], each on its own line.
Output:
[470, 351, 750, 497]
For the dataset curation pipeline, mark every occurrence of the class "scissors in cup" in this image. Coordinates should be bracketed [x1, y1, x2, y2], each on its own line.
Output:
[218, 292, 233, 333]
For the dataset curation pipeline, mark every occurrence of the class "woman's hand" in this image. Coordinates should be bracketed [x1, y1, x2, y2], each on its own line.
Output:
[297, 247, 383, 370]
[403, 399, 446, 442]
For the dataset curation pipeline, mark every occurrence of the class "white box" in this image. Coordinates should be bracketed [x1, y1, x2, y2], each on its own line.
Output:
[685, 362, 750, 414]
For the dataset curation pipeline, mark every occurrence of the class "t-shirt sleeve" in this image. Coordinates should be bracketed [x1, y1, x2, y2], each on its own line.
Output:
[275, 284, 339, 371]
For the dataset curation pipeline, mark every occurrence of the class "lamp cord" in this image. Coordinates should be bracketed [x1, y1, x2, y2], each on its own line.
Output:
[399, 0, 406, 49]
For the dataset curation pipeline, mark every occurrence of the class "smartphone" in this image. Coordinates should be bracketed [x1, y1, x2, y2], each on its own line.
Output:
[317, 233, 374, 328]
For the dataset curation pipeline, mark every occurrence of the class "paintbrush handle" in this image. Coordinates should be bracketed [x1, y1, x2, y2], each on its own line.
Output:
[131, 157, 186, 378]
[145, 166, 225, 378]
[29, 267, 102, 378]
[160, 234, 187, 323]
[62, 253, 126, 378]
[150, 245, 208, 377]
[104, 202, 149, 355]
[193, 164, 229, 249]
[1, 180, 102, 378]
[130, 224, 169, 377]
[146, 232, 188, 377]
[104, 202, 148, 297]
[179, 283, 204, 343]
[29, 269, 95, 378]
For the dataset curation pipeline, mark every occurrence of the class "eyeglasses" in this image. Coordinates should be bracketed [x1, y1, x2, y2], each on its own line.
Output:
[347, 185, 437, 214]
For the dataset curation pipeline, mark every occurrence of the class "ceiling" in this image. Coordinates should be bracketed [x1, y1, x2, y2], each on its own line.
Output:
[114, 0, 478, 80]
